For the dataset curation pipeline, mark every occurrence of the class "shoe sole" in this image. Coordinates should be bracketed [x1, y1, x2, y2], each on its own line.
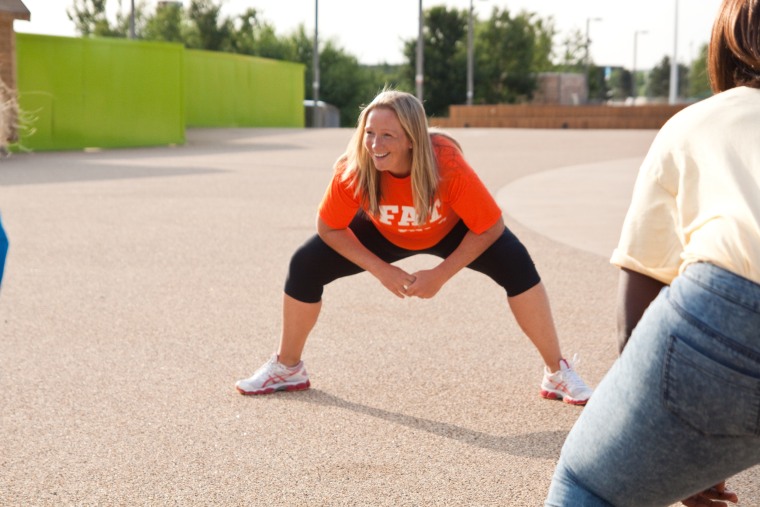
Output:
[540, 389, 588, 406]
[236, 380, 311, 396]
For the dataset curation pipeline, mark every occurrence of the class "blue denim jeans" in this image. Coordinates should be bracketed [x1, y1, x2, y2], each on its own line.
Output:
[545, 262, 760, 507]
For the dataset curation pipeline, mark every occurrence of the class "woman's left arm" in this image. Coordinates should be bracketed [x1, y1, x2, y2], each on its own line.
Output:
[405, 217, 505, 299]
[616, 267, 666, 352]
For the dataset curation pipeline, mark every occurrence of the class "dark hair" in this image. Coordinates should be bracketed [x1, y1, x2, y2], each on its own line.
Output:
[709, 0, 760, 92]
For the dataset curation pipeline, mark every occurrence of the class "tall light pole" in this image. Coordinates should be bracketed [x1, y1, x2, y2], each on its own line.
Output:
[668, 0, 679, 104]
[313, 0, 320, 127]
[416, 0, 424, 102]
[129, 0, 135, 39]
[466, 0, 475, 105]
[632, 30, 648, 99]
[585, 17, 602, 102]
[466, 0, 487, 105]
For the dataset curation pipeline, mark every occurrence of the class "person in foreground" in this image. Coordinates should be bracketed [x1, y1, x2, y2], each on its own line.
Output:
[236, 89, 592, 404]
[545, 0, 760, 505]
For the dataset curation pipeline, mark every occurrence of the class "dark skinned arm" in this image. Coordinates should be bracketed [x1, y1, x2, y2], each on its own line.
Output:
[616, 267, 666, 353]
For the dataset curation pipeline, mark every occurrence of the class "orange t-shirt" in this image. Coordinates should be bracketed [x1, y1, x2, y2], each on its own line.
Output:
[318, 135, 502, 250]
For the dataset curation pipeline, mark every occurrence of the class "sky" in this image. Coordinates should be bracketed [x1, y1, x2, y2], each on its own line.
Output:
[15, 0, 723, 70]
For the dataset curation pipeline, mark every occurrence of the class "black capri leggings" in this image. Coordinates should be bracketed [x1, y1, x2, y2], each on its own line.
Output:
[285, 212, 541, 303]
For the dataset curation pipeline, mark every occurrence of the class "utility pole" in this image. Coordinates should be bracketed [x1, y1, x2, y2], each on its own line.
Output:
[632, 30, 648, 99]
[668, 0, 679, 104]
[585, 17, 602, 103]
[416, 0, 424, 102]
[312, 0, 320, 127]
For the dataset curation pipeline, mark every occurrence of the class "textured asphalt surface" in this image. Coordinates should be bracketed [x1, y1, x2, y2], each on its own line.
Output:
[1, 128, 758, 506]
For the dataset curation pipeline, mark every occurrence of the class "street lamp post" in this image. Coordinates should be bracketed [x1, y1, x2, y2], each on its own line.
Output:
[129, 0, 135, 39]
[669, 0, 679, 104]
[313, 0, 320, 127]
[585, 17, 602, 103]
[466, 0, 474, 105]
[632, 30, 648, 99]
[466, 0, 487, 106]
[416, 0, 424, 102]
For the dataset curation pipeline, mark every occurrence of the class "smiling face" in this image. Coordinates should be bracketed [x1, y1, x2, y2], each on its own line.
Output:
[363, 106, 413, 177]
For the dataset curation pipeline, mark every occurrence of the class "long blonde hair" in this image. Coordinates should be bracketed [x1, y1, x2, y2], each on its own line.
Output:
[338, 90, 441, 224]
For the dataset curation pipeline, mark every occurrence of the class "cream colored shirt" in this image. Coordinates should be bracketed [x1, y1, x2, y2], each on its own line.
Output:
[611, 86, 760, 285]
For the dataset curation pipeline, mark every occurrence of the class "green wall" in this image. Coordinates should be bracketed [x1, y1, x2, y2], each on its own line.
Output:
[16, 34, 185, 151]
[185, 50, 304, 128]
[14, 34, 305, 152]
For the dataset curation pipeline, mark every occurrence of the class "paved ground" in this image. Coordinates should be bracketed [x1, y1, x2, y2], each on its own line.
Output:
[1, 128, 757, 506]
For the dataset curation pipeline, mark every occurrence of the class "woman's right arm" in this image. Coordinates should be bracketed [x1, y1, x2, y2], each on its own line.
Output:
[317, 217, 416, 299]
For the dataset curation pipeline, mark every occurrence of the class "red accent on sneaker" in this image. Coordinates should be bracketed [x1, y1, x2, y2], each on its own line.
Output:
[236, 379, 311, 396]
[540, 390, 560, 400]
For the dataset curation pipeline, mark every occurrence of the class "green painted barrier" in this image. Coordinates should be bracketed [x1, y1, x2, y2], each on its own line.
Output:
[15, 34, 185, 151]
[185, 50, 304, 128]
[14, 34, 305, 152]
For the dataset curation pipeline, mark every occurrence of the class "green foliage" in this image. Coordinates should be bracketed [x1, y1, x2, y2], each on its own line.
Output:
[529, 16, 556, 72]
[554, 28, 587, 72]
[475, 7, 550, 104]
[142, 2, 185, 43]
[398, 5, 555, 114]
[227, 8, 293, 59]
[67, 0, 119, 37]
[607, 67, 633, 100]
[688, 43, 712, 99]
[401, 6, 467, 117]
[587, 66, 609, 103]
[632, 70, 648, 98]
[184, 0, 234, 51]
[646, 56, 689, 99]
[67, 0, 711, 121]
[285, 26, 385, 127]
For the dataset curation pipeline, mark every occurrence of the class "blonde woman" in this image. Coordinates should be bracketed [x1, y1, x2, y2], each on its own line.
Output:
[236, 90, 592, 405]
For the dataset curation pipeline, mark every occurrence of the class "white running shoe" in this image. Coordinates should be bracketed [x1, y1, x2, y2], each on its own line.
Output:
[236, 354, 310, 395]
[540, 355, 593, 405]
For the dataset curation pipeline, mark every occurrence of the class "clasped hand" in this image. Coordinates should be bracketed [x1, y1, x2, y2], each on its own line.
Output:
[377, 264, 445, 299]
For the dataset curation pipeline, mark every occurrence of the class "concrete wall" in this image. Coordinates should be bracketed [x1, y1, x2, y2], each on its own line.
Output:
[533, 73, 587, 105]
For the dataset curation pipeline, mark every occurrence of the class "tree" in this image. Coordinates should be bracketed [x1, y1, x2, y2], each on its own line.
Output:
[142, 2, 185, 43]
[284, 26, 384, 127]
[554, 28, 586, 71]
[475, 8, 552, 104]
[68, 0, 118, 36]
[400, 6, 467, 118]
[184, 0, 235, 51]
[398, 5, 555, 113]
[646, 56, 689, 99]
[228, 8, 297, 61]
[632, 69, 648, 98]
[607, 67, 633, 100]
[688, 43, 711, 99]
[587, 65, 610, 103]
[112, 0, 146, 37]
[318, 43, 383, 127]
[530, 15, 556, 72]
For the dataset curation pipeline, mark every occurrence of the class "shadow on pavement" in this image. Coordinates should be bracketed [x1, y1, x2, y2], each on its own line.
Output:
[295, 389, 569, 460]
